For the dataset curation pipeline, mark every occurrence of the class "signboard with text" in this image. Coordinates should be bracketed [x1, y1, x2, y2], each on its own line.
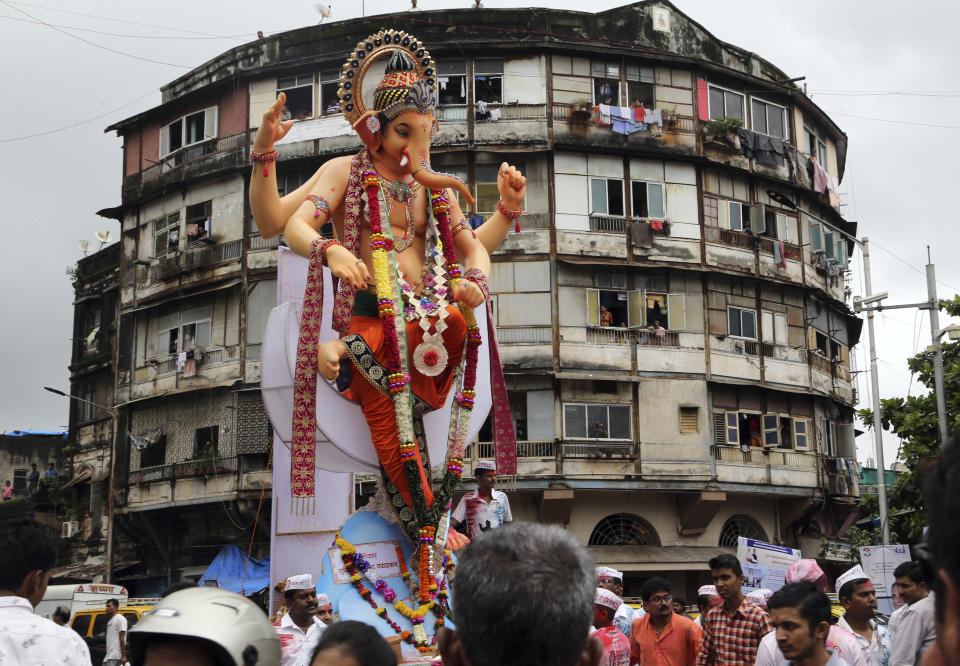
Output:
[860, 544, 911, 615]
[737, 537, 801, 593]
[328, 540, 403, 584]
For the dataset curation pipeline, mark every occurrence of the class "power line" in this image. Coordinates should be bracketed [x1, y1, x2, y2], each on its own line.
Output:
[3, 0, 240, 37]
[0, 13, 252, 39]
[823, 110, 960, 131]
[813, 89, 960, 97]
[869, 240, 960, 295]
[0, 89, 157, 143]
[0, 1, 191, 68]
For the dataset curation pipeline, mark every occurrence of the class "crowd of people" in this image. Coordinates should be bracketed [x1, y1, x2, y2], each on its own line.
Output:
[1, 442, 958, 665]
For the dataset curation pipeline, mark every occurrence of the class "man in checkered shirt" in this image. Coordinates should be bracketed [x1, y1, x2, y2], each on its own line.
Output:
[696, 553, 773, 666]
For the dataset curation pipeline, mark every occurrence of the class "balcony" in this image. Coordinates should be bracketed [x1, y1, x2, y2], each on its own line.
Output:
[714, 445, 819, 488]
[148, 239, 242, 283]
[551, 104, 696, 157]
[126, 133, 248, 200]
[122, 454, 271, 510]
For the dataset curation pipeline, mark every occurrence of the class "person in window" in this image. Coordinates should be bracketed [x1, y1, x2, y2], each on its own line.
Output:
[600, 305, 614, 327]
[651, 320, 667, 342]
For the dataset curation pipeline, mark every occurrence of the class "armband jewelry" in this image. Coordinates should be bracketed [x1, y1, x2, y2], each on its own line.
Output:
[464, 267, 489, 300]
[310, 237, 342, 267]
[451, 220, 477, 239]
[497, 199, 523, 233]
[306, 195, 331, 219]
[250, 150, 279, 178]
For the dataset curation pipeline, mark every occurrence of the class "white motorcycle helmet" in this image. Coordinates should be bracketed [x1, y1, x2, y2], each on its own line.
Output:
[128, 587, 281, 665]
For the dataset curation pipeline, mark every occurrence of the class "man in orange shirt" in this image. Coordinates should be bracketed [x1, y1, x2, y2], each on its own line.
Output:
[630, 577, 702, 666]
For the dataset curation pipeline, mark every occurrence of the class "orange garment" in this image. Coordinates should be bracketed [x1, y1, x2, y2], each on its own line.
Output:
[343, 305, 466, 510]
[630, 613, 702, 666]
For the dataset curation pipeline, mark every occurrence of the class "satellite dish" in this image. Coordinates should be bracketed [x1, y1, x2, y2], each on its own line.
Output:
[95, 230, 112, 244]
[76, 240, 91, 256]
[314, 3, 332, 22]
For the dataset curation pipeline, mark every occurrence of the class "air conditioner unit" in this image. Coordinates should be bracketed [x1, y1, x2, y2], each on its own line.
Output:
[61, 520, 79, 538]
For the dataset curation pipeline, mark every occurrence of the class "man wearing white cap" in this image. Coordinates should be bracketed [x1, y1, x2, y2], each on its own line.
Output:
[694, 586, 720, 629]
[273, 573, 327, 666]
[746, 588, 773, 609]
[597, 566, 644, 637]
[835, 565, 893, 666]
[452, 460, 512, 541]
[316, 592, 334, 625]
[755, 559, 866, 666]
[591, 587, 632, 666]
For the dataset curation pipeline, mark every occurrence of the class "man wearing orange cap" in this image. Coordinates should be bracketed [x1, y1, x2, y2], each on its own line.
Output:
[592, 587, 632, 666]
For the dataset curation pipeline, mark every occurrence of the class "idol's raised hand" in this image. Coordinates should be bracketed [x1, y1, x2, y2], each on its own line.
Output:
[252, 93, 294, 152]
[497, 162, 527, 210]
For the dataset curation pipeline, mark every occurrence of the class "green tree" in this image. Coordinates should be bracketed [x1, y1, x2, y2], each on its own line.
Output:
[857, 296, 960, 541]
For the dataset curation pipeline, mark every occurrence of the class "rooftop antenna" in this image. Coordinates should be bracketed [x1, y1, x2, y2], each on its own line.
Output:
[95, 230, 113, 250]
[314, 3, 332, 23]
[76, 240, 91, 256]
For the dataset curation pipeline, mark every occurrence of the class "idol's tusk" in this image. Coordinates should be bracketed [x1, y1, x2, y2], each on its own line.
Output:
[400, 154, 409, 168]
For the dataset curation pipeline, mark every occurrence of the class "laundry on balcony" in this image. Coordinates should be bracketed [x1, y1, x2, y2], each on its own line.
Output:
[774, 240, 787, 268]
[735, 127, 785, 167]
[129, 427, 164, 451]
[631, 221, 654, 248]
[809, 157, 842, 207]
[595, 104, 612, 125]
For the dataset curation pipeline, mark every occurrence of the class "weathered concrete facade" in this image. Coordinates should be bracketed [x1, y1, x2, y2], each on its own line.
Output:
[99, 2, 861, 597]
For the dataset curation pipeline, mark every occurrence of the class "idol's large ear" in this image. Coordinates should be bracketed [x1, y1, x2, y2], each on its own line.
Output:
[353, 111, 383, 152]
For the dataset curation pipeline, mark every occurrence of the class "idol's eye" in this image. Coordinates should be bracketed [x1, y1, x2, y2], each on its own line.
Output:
[395, 127, 409, 137]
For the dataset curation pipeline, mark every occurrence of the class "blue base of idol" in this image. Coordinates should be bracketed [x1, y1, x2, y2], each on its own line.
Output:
[314, 510, 456, 643]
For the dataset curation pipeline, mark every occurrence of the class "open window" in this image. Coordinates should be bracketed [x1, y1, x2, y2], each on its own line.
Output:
[763, 210, 798, 244]
[186, 201, 213, 245]
[193, 426, 219, 459]
[726, 201, 746, 231]
[139, 435, 167, 468]
[277, 74, 314, 120]
[474, 58, 503, 105]
[631, 181, 665, 219]
[761, 311, 788, 345]
[319, 69, 341, 115]
[724, 411, 740, 446]
[160, 107, 217, 157]
[626, 64, 655, 108]
[793, 419, 809, 450]
[590, 178, 625, 216]
[157, 305, 213, 357]
[762, 413, 781, 448]
[153, 212, 181, 257]
[438, 59, 467, 105]
[592, 62, 620, 106]
[586, 288, 635, 328]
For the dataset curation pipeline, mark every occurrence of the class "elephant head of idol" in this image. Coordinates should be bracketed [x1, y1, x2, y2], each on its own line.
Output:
[351, 48, 475, 206]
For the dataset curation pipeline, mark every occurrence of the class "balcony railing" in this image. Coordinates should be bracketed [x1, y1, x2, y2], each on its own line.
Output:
[561, 441, 637, 459]
[637, 330, 680, 347]
[714, 446, 817, 469]
[250, 234, 280, 251]
[129, 455, 239, 485]
[149, 239, 242, 282]
[141, 134, 246, 185]
[497, 327, 552, 344]
[469, 440, 558, 460]
[589, 214, 627, 233]
[246, 343, 262, 360]
[809, 352, 833, 375]
[586, 326, 632, 345]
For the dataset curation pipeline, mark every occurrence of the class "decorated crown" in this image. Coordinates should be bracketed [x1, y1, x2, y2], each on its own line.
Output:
[338, 30, 437, 128]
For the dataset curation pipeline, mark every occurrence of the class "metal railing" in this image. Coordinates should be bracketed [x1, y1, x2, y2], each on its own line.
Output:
[141, 134, 246, 185]
[249, 234, 280, 250]
[149, 239, 243, 281]
[742, 340, 760, 355]
[246, 343, 262, 360]
[589, 214, 628, 233]
[586, 327, 632, 345]
[637, 330, 679, 347]
[496, 327, 552, 344]
[562, 441, 637, 459]
[129, 456, 239, 484]
[715, 446, 817, 469]
[470, 440, 557, 459]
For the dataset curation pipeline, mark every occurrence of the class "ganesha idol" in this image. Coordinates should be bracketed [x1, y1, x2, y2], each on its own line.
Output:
[249, 29, 525, 647]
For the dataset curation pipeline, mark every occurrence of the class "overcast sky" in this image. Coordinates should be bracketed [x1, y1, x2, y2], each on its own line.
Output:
[2, 0, 957, 468]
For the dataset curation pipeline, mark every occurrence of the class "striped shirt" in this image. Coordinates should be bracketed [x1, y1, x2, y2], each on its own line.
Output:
[695, 599, 772, 666]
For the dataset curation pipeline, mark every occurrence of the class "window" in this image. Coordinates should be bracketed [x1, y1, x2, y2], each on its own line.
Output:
[157, 305, 213, 357]
[631, 181, 665, 219]
[592, 62, 620, 105]
[445, 164, 470, 210]
[438, 59, 467, 105]
[475, 163, 508, 213]
[277, 167, 312, 198]
[728, 307, 757, 339]
[721, 411, 740, 446]
[153, 212, 181, 257]
[779, 416, 794, 450]
[588, 513, 660, 546]
[708, 84, 744, 121]
[13, 469, 27, 493]
[679, 406, 699, 434]
[626, 64, 655, 108]
[727, 201, 745, 231]
[71, 614, 92, 636]
[704, 196, 719, 227]
[751, 98, 787, 139]
[186, 201, 212, 244]
[804, 126, 817, 157]
[139, 435, 167, 468]
[586, 288, 631, 328]
[590, 178, 624, 216]
[277, 73, 314, 120]
[761, 311, 788, 345]
[718, 515, 767, 547]
[319, 69, 341, 115]
[794, 419, 809, 450]
[762, 414, 781, 447]
[645, 292, 667, 328]
[194, 426, 219, 459]
[474, 58, 503, 104]
[160, 107, 218, 157]
[563, 403, 632, 440]
[817, 138, 828, 167]
[820, 418, 837, 456]
[92, 613, 108, 637]
[834, 236, 846, 264]
[763, 210, 798, 244]
[78, 384, 97, 423]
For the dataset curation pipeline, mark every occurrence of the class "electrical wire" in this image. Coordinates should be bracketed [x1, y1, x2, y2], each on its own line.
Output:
[2, 0, 244, 37]
[0, 12, 252, 39]
[822, 110, 960, 131]
[0, 1, 191, 68]
[869, 241, 960, 295]
[0, 89, 157, 143]
[240, 441, 273, 595]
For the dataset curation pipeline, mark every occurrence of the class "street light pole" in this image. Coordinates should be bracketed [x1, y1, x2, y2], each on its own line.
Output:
[860, 238, 891, 545]
[925, 251, 950, 445]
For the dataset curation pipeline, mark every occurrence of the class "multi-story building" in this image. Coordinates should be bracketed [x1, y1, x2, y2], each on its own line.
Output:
[102, 2, 861, 595]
